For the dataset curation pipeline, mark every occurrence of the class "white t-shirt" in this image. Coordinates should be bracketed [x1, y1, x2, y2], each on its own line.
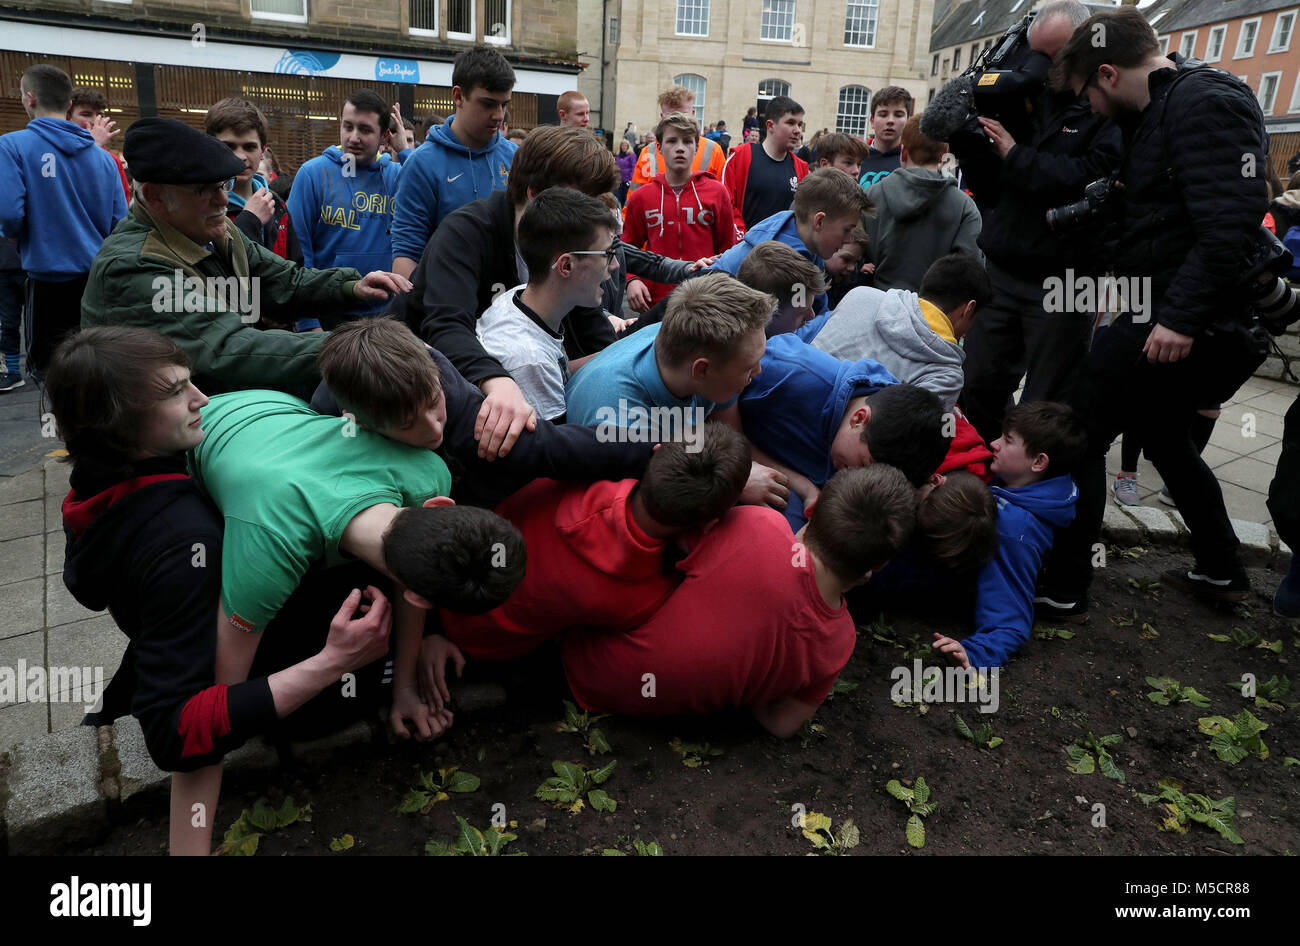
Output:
[476, 285, 570, 421]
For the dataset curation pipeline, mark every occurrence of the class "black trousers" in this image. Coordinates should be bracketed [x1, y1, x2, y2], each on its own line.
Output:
[1043, 315, 1261, 598]
[1268, 388, 1300, 553]
[959, 261, 1093, 445]
[25, 274, 88, 374]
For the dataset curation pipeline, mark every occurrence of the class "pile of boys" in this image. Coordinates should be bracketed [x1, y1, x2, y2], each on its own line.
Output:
[12, 52, 1090, 854]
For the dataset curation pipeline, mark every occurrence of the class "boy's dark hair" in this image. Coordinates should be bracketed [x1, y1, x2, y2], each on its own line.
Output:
[1002, 401, 1086, 478]
[452, 44, 517, 96]
[716, 119, 726, 129]
[804, 464, 917, 581]
[638, 425, 752, 528]
[346, 89, 392, 133]
[517, 187, 620, 283]
[862, 384, 952, 486]
[506, 125, 620, 206]
[816, 132, 868, 166]
[917, 471, 999, 573]
[205, 97, 269, 146]
[45, 326, 190, 477]
[69, 87, 108, 114]
[319, 318, 441, 431]
[870, 85, 915, 116]
[793, 167, 872, 223]
[765, 95, 804, 125]
[383, 506, 526, 614]
[1051, 8, 1158, 90]
[919, 254, 993, 312]
[736, 241, 826, 306]
[21, 64, 72, 112]
[900, 114, 944, 165]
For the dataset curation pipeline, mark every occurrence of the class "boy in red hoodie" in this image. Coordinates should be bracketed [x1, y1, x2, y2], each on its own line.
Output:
[623, 113, 735, 307]
[436, 424, 751, 664]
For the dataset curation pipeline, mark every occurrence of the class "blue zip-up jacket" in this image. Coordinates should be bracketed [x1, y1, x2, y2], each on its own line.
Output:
[738, 333, 897, 528]
[962, 474, 1078, 670]
[390, 118, 517, 263]
[0, 117, 126, 280]
[708, 210, 829, 313]
[289, 145, 403, 316]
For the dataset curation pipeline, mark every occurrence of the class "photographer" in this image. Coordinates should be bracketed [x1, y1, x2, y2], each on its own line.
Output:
[1038, 7, 1270, 618]
[924, 1, 1121, 445]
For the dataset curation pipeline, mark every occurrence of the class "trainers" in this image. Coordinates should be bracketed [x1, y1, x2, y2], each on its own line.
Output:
[1163, 567, 1249, 604]
[1033, 593, 1091, 624]
[1157, 486, 1177, 507]
[1274, 556, 1300, 619]
[0, 371, 23, 393]
[1113, 474, 1140, 507]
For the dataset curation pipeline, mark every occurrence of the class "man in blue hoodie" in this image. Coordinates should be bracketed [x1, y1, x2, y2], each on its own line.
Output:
[931, 402, 1083, 670]
[289, 89, 412, 319]
[709, 168, 868, 316]
[725, 333, 951, 528]
[0, 64, 126, 376]
[391, 46, 517, 279]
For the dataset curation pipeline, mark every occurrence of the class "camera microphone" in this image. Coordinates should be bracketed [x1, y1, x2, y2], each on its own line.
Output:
[921, 75, 975, 141]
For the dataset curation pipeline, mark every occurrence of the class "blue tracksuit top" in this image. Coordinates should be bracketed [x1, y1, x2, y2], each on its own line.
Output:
[390, 117, 516, 262]
[708, 210, 829, 313]
[0, 117, 126, 280]
[962, 474, 1078, 670]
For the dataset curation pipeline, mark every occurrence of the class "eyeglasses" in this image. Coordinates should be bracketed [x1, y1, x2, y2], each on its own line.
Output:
[552, 244, 620, 269]
[189, 180, 235, 198]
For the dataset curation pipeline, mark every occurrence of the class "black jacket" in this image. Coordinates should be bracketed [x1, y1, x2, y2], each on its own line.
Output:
[311, 346, 654, 508]
[953, 87, 1122, 279]
[1110, 57, 1268, 335]
[395, 190, 690, 386]
[63, 457, 277, 772]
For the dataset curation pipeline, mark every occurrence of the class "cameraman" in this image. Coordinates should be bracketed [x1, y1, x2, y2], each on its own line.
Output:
[937, 0, 1121, 445]
[1038, 7, 1269, 618]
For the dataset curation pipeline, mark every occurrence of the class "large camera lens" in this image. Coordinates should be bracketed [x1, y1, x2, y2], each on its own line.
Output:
[1045, 198, 1092, 232]
[1253, 275, 1300, 334]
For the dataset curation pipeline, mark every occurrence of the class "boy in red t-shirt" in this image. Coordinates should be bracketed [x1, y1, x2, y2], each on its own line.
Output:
[561, 463, 917, 737]
[437, 424, 751, 662]
[623, 114, 735, 308]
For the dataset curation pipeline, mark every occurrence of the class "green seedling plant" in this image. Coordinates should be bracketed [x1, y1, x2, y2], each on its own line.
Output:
[1146, 676, 1211, 708]
[555, 700, 612, 755]
[536, 759, 617, 814]
[1128, 577, 1162, 598]
[1136, 777, 1244, 845]
[826, 678, 859, 701]
[1109, 544, 1148, 560]
[1197, 710, 1269, 764]
[602, 838, 663, 856]
[1208, 626, 1283, 653]
[801, 811, 861, 856]
[798, 720, 828, 748]
[329, 834, 355, 851]
[219, 796, 311, 856]
[1066, 732, 1126, 783]
[885, 777, 937, 849]
[955, 714, 1003, 749]
[669, 737, 725, 767]
[425, 816, 524, 856]
[1110, 609, 1138, 628]
[1033, 626, 1075, 641]
[397, 766, 480, 814]
[1229, 674, 1294, 711]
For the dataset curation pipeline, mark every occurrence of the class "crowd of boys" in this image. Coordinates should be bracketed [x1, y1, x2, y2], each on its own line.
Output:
[2, 2, 1298, 855]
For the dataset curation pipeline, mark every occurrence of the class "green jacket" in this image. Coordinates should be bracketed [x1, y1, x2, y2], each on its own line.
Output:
[81, 202, 361, 394]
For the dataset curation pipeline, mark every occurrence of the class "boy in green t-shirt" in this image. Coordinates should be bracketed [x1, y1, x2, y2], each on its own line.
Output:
[189, 388, 525, 741]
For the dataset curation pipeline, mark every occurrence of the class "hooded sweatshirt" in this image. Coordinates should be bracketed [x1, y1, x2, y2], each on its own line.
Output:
[390, 117, 517, 262]
[864, 167, 983, 293]
[858, 144, 901, 188]
[962, 474, 1078, 669]
[0, 117, 127, 280]
[810, 286, 965, 409]
[709, 210, 829, 313]
[61, 456, 278, 771]
[622, 169, 735, 305]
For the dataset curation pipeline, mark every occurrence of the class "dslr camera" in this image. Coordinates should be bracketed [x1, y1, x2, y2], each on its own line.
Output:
[1046, 176, 1118, 232]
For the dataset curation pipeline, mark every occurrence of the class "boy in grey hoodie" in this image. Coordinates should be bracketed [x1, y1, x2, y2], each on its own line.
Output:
[865, 116, 982, 293]
[808, 254, 991, 410]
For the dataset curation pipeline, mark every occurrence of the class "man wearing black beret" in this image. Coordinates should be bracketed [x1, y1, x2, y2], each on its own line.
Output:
[81, 117, 411, 395]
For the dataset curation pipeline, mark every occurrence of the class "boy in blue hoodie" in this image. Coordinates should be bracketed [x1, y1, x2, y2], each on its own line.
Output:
[289, 89, 412, 319]
[709, 168, 869, 315]
[725, 333, 951, 528]
[931, 402, 1083, 671]
[0, 64, 126, 375]
[391, 46, 518, 279]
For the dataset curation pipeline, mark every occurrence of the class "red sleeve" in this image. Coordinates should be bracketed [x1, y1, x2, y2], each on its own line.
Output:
[793, 154, 810, 182]
[622, 188, 649, 252]
[712, 186, 736, 255]
[114, 153, 130, 205]
[722, 145, 751, 238]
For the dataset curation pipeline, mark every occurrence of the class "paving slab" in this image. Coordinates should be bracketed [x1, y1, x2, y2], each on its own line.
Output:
[1231, 518, 1273, 556]
[4, 725, 105, 853]
[0, 534, 42, 587]
[0, 630, 47, 707]
[0, 499, 42, 542]
[49, 698, 90, 732]
[46, 531, 62, 576]
[0, 469, 41, 506]
[1122, 504, 1181, 541]
[1248, 440, 1283, 466]
[0, 700, 46, 752]
[1214, 455, 1279, 493]
[1240, 390, 1297, 416]
[1102, 504, 1142, 544]
[112, 716, 168, 804]
[1217, 403, 1286, 441]
[45, 614, 122, 702]
[45, 579, 103, 629]
[0, 579, 43, 641]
